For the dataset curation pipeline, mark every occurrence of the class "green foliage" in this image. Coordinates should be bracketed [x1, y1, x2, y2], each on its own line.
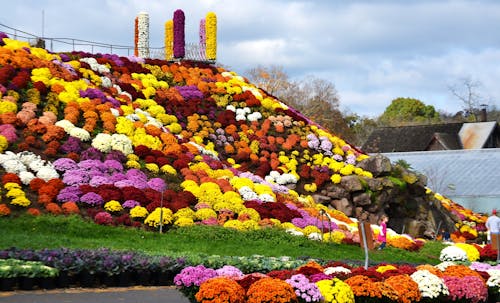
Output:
[0, 215, 442, 267]
[379, 97, 440, 126]
[388, 176, 407, 190]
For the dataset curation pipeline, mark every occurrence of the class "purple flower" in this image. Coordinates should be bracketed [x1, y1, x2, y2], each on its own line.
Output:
[80, 147, 104, 161]
[175, 85, 203, 100]
[105, 150, 126, 163]
[79, 160, 107, 172]
[122, 200, 140, 209]
[215, 265, 243, 278]
[53, 158, 78, 172]
[286, 274, 323, 302]
[104, 159, 124, 173]
[62, 169, 90, 185]
[60, 136, 83, 153]
[56, 186, 82, 203]
[173, 9, 185, 58]
[80, 192, 104, 206]
[173, 265, 217, 287]
[89, 176, 112, 187]
[109, 172, 127, 183]
[309, 273, 332, 283]
[147, 178, 166, 192]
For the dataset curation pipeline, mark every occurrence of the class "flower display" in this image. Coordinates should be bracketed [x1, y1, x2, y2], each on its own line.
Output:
[286, 274, 323, 302]
[173, 9, 185, 58]
[195, 277, 246, 303]
[316, 278, 355, 303]
[410, 269, 449, 300]
[439, 245, 469, 262]
[443, 275, 488, 303]
[246, 277, 298, 303]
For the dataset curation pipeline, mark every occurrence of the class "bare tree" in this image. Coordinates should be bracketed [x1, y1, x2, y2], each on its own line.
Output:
[245, 65, 291, 98]
[448, 77, 484, 121]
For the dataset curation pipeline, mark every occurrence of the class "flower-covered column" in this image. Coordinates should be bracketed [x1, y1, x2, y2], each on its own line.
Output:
[164, 20, 173, 60]
[199, 18, 206, 60]
[205, 12, 217, 61]
[134, 17, 139, 57]
[173, 9, 185, 59]
[137, 12, 150, 58]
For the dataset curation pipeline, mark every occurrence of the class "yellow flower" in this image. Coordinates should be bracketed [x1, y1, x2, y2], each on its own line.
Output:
[303, 225, 321, 236]
[322, 230, 345, 244]
[145, 163, 159, 174]
[174, 217, 195, 227]
[126, 160, 141, 169]
[144, 207, 173, 228]
[223, 219, 244, 231]
[160, 164, 177, 175]
[173, 207, 196, 220]
[104, 200, 123, 212]
[454, 243, 480, 261]
[10, 196, 31, 208]
[376, 265, 397, 273]
[195, 208, 217, 221]
[130, 206, 149, 218]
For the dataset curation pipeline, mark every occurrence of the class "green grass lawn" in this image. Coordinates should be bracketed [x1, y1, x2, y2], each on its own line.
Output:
[0, 214, 446, 266]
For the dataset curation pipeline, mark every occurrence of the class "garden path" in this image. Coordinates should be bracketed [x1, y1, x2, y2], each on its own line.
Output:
[0, 286, 190, 303]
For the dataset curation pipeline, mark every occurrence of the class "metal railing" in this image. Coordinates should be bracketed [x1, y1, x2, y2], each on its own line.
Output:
[0, 23, 214, 62]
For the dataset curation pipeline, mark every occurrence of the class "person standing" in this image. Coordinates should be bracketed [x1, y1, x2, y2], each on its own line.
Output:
[377, 215, 388, 250]
[486, 209, 500, 245]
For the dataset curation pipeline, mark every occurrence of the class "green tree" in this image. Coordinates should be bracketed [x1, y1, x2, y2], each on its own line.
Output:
[378, 97, 440, 126]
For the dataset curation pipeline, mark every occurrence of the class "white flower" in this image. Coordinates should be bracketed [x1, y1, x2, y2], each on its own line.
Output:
[110, 108, 120, 117]
[55, 119, 75, 132]
[80, 57, 110, 74]
[226, 105, 236, 112]
[439, 245, 468, 262]
[285, 228, 304, 236]
[238, 186, 259, 201]
[487, 269, 500, 288]
[235, 114, 246, 121]
[92, 133, 113, 153]
[137, 12, 150, 58]
[69, 127, 91, 141]
[19, 171, 35, 185]
[410, 269, 449, 299]
[258, 193, 275, 202]
[308, 232, 322, 241]
[247, 112, 262, 121]
[111, 134, 133, 155]
[101, 76, 112, 88]
[36, 166, 59, 181]
[324, 266, 352, 275]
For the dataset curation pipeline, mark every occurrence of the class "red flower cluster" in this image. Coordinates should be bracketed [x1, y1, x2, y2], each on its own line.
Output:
[244, 200, 301, 223]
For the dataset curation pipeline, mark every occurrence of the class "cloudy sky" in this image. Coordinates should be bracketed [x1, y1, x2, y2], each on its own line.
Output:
[2, 0, 500, 117]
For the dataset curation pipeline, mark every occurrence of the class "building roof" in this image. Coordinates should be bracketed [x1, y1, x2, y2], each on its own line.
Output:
[381, 149, 500, 198]
[459, 121, 498, 149]
[362, 123, 464, 153]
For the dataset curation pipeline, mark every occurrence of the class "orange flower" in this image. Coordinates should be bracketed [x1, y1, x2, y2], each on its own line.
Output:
[61, 201, 80, 215]
[345, 275, 383, 299]
[383, 274, 421, 303]
[195, 277, 245, 303]
[246, 277, 297, 303]
[0, 204, 11, 216]
[27, 208, 41, 216]
[442, 265, 483, 280]
[45, 202, 62, 215]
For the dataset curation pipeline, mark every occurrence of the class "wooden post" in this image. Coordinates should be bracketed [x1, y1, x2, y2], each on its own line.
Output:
[358, 221, 374, 250]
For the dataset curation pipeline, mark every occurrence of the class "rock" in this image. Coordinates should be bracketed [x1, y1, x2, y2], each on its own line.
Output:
[331, 198, 353, 216]
[323, 185, 350, 200]
[353, 192, 371, 206]
[363, 177, 383, 191]
[356, 154, 392, 177]
[340, 175, 363, 192]
[312, 194, 331, 205]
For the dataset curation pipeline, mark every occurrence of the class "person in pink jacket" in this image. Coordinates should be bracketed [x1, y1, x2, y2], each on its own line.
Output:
[377, 215, 389, 250]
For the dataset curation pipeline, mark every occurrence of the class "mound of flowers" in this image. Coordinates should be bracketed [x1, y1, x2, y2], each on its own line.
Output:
[0, 34, 487, 251]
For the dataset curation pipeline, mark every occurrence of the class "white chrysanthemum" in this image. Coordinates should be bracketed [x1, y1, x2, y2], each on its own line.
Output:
[410, 269, 449, 299]
[101, 76, 112, 88]
[110, 108, 120, 117]
[36, 166, 59, 181]
[487, 270, 500, 291]
[19, 151, 42, 167]
[285, 229, 304, 236]
[324, 266, 352, 275]
[80, 57, 110, 74]
[258, 193, 275, 202]
[235, 114, 246, 121]
[113, 84, 123, 95]
[111, 134, 133, 155]
[247, 112, 262, 121]
[69, 127, 91, 141]
[55, 119, 76, 132]
[275, 173, 298, 185]
[1, 159, 25, 174]
[19, 171, 36, 185]
[439, 245, 468, 262]
[28, 159, 46, 172]
[226, 105, 236, 112]
[92, 133, 113, 153]
[308, 232, 322, 241]
[238, 186, 259, 201]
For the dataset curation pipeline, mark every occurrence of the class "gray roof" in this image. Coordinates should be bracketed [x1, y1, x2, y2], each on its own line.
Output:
[380, 148, 500, 198]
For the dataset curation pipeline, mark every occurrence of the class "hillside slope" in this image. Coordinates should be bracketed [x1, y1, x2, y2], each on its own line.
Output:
[0, 35, 486, 248]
